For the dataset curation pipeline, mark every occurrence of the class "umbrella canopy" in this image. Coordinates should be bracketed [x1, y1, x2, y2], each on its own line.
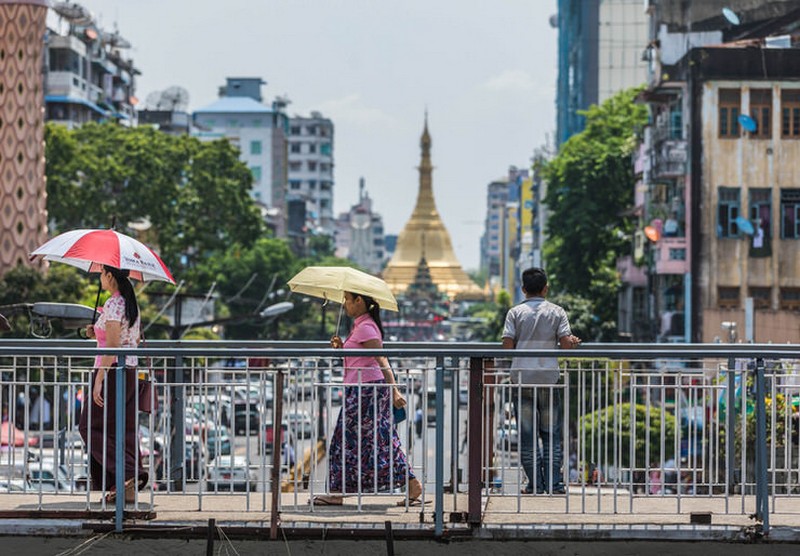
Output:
[287, 266, 399, 312]
[30, 229, 175, 284]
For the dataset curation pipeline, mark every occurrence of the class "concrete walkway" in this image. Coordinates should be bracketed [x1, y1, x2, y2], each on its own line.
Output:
[1, 490, 798, 540]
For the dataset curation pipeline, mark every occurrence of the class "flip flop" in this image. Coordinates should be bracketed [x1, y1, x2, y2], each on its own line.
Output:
[396, 497, 431, 507]
[312, 495, 343, 506]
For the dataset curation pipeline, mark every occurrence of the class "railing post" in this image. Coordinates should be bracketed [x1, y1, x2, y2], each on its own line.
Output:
[270, 368, 285, 540]
[754, 357, 769, 534]
[434, 356, 445, 538]
[170, 353, 186, 491]
[467, 357, 483, 527]
[726, 357, 736, 494]
[114, 356, 126, 532]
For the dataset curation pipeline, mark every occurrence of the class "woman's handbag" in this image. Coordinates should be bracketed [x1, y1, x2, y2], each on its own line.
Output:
[138, 378, 158, 413]
[393, 405, 407, 424]
[137, 333, 158, 413]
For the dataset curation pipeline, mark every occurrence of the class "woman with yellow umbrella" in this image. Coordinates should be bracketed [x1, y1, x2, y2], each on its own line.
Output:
[288, 267, 422, 506]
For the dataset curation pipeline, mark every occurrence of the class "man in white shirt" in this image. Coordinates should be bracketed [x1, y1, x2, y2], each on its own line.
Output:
[502, 267, 580, 494]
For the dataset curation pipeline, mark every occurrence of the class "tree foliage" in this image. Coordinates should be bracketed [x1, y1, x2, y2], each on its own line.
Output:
[543, 87, 647, 340]
[580, 402, 676, 467]
[44, 122, 264, 277]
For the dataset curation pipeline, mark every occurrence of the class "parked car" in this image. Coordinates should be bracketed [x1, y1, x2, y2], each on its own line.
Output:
[285, 411, 313, 440]
[261, 421, 289, 455]
[229, 401, 260, 435]
[206, 455, 259, 492]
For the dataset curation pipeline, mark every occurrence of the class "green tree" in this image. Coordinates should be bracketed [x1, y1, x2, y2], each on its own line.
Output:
[580, 402, 676, 468]
[543, 87, 647, 340]
[44, 123, 264, 277]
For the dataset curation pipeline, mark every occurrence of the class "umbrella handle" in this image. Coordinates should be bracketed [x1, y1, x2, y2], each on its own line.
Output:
[335, 304, 344, 337]
[92, 274, 102, 324]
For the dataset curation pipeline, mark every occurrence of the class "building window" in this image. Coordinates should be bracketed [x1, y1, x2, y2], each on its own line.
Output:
[749, 287, 771, 310]
[780, 189, 800, 238]
[227, 119, 238, 127]
[290, 126, 301, 135]
[780, 288, 800, 311]
[781, 90, 800, 138]
[320, 199, 330, 209]
[308, 180, 317, 190]
[251, 166, 262, 183]
[308, 143, 317, 154]
[669, 103, 682, 139]
[289, 162, 302, 172]
[718, 187, 740, 237]
[750, 188, 771, 250]
[289, 180, 301, 190]
[749, 89, 772, 139]
[250, 140, 262, 155]
[307, 125, 317, 135]
[719, 89, 741, 138]
[308, 161, 317, 171]
[290, 143, 301, 153]
[718, 286, 740, 309]
[320, 143, 332, 156]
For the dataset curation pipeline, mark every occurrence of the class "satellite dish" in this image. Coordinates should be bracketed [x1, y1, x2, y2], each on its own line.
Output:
[738, 114, 757, 133]
[260, 301, 294, 319]
[644, 226, 660, 242]
[722, 7, 741, 26]
[102, 31, 131, 49]
[52, 1, 89, 21]
[735, 216, 755, 235]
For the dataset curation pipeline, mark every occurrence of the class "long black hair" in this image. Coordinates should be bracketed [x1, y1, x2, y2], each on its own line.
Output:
[103, 265, 139, 326]
[354, 292, 384, 339]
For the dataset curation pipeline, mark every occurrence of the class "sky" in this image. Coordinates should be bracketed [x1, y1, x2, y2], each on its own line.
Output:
[72, 1, 559, 271]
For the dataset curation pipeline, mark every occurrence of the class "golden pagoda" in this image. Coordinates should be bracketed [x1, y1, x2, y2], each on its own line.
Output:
[382, 117, 484, 300]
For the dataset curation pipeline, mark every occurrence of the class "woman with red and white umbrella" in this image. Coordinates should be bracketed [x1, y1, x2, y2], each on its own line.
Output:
[31, 229, 174, 504]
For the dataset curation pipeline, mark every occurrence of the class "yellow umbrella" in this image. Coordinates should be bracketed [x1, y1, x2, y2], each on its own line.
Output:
[287, 266, 399, 312]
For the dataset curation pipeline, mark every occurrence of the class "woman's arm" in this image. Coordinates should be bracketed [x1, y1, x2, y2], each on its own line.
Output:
[362, 338, 406, 408]
[92, 321, 121, 407]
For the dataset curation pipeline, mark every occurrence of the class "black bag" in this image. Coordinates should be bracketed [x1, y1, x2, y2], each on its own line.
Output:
[393, 405, 407, 424]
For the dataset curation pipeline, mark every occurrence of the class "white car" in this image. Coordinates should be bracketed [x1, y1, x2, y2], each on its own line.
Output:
[206, 455, 259, 492]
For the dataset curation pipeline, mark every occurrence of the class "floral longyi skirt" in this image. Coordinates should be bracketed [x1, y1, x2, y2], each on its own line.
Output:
[328, 381, 415, 494]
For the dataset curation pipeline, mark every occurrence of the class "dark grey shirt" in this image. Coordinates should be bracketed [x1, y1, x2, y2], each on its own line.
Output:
[502, 297, 572, 384]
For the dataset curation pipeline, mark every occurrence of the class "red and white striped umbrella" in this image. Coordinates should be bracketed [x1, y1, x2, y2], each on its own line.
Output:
[30, 229, 175, 284]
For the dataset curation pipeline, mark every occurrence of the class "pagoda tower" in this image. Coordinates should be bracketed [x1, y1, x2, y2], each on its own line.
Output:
[382, 116, 483, 300]
[0, 0, 48, 275]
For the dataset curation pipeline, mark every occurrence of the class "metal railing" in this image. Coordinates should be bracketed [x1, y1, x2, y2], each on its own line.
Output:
[1, 341, 798, 537]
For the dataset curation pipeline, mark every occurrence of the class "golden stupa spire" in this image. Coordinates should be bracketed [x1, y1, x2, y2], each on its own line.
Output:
[382, 115, 483, 300]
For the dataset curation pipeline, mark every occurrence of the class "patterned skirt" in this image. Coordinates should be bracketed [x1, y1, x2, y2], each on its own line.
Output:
[328, 381, 415, 493]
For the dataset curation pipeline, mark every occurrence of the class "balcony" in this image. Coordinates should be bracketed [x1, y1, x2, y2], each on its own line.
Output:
[654, 236, 688, 274]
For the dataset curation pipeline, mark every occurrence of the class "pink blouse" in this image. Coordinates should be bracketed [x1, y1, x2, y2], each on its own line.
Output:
[342, 314, 385, 384]
[94, 292, 140, 368]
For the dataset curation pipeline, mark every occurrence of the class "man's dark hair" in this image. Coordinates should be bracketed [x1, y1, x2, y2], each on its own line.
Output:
[521, 267, 548, 296]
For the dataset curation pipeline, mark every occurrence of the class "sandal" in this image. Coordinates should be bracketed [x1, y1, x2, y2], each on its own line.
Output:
[104, 478, 137, 504]
[311, 495, 343, 506]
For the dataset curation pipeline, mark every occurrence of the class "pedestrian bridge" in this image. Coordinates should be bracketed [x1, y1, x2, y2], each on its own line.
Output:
[0, 340, 798, 543]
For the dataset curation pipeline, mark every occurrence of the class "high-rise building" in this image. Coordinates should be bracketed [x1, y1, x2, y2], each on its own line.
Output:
[0, 0, 48, 276]
[44, 2, 139, 128]
[619, 0, 800, 343]
[193, 78, 289, 234]
[556, 0, 648, 146]
[480, 180, 509, 286]
[287, 112, 335, 236]
[334, 178, 385, 275]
